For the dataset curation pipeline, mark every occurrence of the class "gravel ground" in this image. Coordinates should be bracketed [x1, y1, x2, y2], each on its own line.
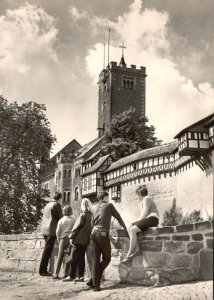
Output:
[0, 269, 213, 300]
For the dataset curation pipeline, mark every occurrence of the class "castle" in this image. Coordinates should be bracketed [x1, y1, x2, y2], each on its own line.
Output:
[40, 55, 214, 221]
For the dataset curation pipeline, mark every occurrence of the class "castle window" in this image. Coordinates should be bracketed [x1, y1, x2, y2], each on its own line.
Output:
[75, 187, 79, 200]
[63, 192, 66, 203]
[67, 192, 70, 202]
[64, 170, 67, 178]
[68, 169, 71, 178]
[58, 171, 61, 179]
[122, 76, 134, 90]
[88, 177, 92, 189]
[44, 182, 49, 190]
[111, 185, 121, 200]
[75, 167, 81, 178]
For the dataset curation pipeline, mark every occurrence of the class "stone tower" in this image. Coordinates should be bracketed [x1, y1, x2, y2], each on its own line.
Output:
[97, 56, 147, 137]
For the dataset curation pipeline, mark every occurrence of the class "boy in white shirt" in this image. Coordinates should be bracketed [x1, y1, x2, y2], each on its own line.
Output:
[53, 205, 76, 279]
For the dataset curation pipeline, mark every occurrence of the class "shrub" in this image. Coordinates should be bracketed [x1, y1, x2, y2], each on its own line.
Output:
[161, 198, 183, 226]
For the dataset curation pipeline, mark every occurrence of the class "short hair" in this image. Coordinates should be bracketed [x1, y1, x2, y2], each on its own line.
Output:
[136, 185, 148, 197]
[81, 198, 91, 212]
[53, 192, 62, 200]
[97, 191, 109, 201]
[63, 205, 73, 216]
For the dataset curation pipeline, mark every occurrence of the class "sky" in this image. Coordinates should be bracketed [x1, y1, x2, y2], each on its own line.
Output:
[0, 0, 214, 156]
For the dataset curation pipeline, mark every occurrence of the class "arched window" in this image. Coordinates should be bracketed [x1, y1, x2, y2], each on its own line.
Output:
[75, 187, 79, 201]
[58, 171, 61, 179]
[68, 169, 71, 178]
[63, 191, 66, 203]
[64, 170, 67, 178]
[67, 192, 70, 202]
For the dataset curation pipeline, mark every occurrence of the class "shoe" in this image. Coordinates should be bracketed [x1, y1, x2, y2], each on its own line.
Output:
[62, 276, 74, 282]
[39, 272, 52, 277]
[74, 277, 84, 282]
[121, 256, 132, 263]
[130, 250, 142, 258]
[94, 286, 101, 292]
[86, 279, 94, 289]
[52, 275, 60, 280]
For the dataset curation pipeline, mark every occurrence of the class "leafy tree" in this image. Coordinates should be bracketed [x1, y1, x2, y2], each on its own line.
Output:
[161, 198, 183, 226]
[0, 96, 56, 234]
[102, 107, 161, 160]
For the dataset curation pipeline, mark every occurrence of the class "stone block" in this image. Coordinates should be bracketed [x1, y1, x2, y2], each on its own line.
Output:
[140, 241, 162, 251]
[195, 221, 211, 230]
[200, 249, 213, 280]
[206, 239, 213, 249]
[205, 232, 213, 237]
[163, 241, 185, 253]
[158, 267, 200, 284]
[187, 242, 203, 254]
[143, 251, 172, 268]
[172, 254, 192, 267]
[192, 233, 203, 241]
[155, 236, 171, 241]
[176, 224, 194, 232]
[156, 227, 174, 234]
[172, 235, 190, 241]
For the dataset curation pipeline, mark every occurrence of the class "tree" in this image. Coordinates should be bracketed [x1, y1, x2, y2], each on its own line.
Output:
[0, 96, 56, 234]
[102, 107, 161, 160]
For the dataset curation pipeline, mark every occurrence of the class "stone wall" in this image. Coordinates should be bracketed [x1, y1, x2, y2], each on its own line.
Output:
[113, 161, 213, 226]
[107, 220, 213, 286]
[0, 221, 213, 286]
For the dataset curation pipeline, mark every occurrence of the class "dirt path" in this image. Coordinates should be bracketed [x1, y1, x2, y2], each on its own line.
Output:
[0, 269, 213, 300]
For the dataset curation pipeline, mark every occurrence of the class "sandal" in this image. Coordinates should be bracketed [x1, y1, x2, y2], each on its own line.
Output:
[121, 256, 132, 263]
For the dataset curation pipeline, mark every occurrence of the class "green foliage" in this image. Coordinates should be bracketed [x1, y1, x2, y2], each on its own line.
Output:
[182, 210, 204, 224]
[161, 198, 183, 226]
[0, 96, 56, 234]
[102, 107, 161, 160]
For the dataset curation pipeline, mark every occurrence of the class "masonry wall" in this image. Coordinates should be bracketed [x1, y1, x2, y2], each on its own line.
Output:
[0, 221, 213, 286]
[112, 161, 213, 226]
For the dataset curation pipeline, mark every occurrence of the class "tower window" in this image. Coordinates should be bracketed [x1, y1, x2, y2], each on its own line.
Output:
[122, 76, 135, 90]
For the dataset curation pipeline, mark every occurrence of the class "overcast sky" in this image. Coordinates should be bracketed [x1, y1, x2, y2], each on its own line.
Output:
[0, 0, 214, 156]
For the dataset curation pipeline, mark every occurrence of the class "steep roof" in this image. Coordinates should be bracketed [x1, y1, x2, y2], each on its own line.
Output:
[174, 113, 214, 139]
[77, 136, 104, 158]
[105, 141, 178, 173]
[82, 154, 110, 176]
[83, 150, 101, 163]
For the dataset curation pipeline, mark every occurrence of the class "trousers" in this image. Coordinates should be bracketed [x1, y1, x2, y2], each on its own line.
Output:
[55, 237, 70, 276]
[70, 244, 87, 279]
[39, 235, 56, 274]
[90, 230, 111, 288]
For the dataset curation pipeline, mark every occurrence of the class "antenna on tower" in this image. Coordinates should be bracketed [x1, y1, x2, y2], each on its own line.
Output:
[107, 28, 111, 66]
[103, 31, 106, 69]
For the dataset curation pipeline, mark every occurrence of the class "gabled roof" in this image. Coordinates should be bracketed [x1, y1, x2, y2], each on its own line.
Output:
[174, 113, 214, 139]
[77, 136, 104, 158]
[82, 154, 110, 176]
[83, 150, 101, 163]
[104, 141, 178, 173]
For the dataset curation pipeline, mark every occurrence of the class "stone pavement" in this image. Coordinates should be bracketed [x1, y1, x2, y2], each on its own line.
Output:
[0, 269, 213, 300]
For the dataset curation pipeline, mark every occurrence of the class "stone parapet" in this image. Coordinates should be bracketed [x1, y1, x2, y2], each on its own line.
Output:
[0, 221, 213, 286]
[108, 220, 213, 286]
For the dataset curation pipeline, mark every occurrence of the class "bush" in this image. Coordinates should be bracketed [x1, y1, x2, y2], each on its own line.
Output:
[161, 198, 183, 226]
[182, 210, 204, 224]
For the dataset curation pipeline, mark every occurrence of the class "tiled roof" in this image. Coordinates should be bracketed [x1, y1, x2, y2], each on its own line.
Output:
[77, 136, 104, 158]
[82, 154, 110, 176]
[104, 141, 178, 173]
[174, 113, 214, 138]
[83, 150, 101, 163]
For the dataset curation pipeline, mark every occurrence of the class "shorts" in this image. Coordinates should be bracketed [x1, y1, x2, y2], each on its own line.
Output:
[132, 216, 159, 232]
